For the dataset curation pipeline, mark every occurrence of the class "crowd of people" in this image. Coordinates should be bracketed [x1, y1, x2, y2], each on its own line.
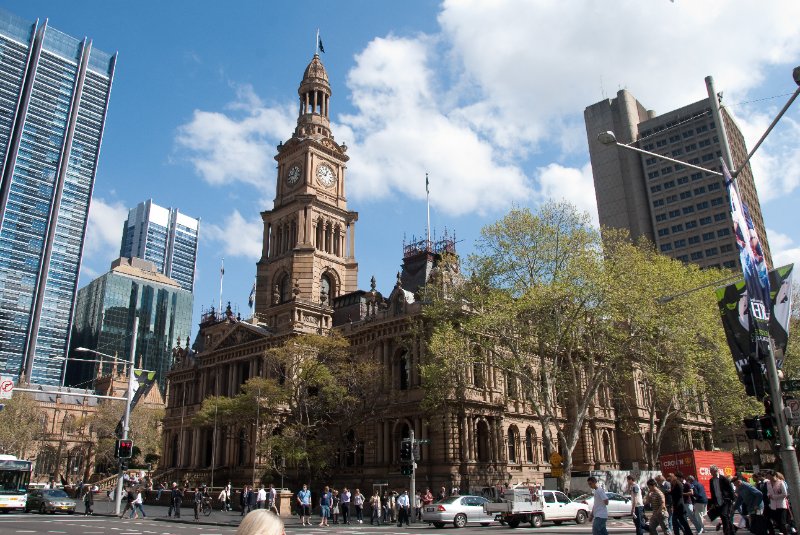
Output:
[604, 467, 795, 535]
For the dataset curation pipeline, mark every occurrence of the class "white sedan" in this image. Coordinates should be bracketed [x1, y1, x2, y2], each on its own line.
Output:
[573, 492, 633, 518]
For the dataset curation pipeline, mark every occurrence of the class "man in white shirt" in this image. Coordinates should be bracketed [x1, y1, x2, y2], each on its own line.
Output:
[627, 475, 646, 535]
[588, 476, 609, 535]
[256, 485, 267, 509]
[396, 490, 410, 527]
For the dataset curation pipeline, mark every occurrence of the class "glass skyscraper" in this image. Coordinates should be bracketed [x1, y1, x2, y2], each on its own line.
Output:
[119, 200, 199, 293]
[67, 257, 193, 393]
[0, 10, 116, 386]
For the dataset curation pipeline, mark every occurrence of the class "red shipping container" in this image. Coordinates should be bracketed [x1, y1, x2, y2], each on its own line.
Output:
[658, 450, 735, 497]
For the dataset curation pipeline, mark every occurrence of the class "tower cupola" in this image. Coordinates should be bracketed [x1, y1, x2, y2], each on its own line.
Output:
[296, 54, 332, 139]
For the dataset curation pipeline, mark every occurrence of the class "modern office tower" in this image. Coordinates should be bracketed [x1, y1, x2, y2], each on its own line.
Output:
[119, 200, 200, 293]
[67, 257, 193, 393]
[0, 10, 116, 385]
[584, 82, 772, 270]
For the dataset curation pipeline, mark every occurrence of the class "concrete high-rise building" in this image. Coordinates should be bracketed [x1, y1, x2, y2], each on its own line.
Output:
[119, 200, 200, 293]
[0, 10, 116, 386]
[584, 81, 771, 270]
[67, 257, 193, 393]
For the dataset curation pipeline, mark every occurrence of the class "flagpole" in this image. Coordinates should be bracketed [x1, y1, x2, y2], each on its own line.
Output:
[426, 173, 431, 249]
[316, 28, 319, 55]
[219, 258, 224, 315]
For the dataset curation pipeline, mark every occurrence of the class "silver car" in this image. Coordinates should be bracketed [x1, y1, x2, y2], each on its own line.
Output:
[574, 492, 632, 518]
[24, 489, 76, 514]
[422, 495, 496, 528]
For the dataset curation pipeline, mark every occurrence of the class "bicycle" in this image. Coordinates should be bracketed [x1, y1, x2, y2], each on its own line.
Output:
[201, 496, 212, 517]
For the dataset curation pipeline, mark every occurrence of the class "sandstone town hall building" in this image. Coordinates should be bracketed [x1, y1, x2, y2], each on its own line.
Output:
[160, 54, 714, 492]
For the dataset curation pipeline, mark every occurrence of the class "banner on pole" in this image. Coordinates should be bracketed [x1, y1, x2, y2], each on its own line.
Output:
[723, 161, 772, 347]
[114, 369, 158, 438]
[716, 263, 794, 391]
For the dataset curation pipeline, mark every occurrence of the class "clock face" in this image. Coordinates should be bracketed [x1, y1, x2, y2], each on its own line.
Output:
[316, 164, 336, 188]
[287, 165, 302, 186]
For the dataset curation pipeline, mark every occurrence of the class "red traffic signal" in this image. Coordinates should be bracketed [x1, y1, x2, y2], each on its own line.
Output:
[116, 439, 133, 459]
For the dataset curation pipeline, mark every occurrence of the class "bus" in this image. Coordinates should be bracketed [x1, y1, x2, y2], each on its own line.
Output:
[0, 455, 31, 512]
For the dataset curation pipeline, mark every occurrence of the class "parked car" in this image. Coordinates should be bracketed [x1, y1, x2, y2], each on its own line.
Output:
[423, 495, 497, 528]
[24, 489, 76, 514]
[574, 491, 632, 518]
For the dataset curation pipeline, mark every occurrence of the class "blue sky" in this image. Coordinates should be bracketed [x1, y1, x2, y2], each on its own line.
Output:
[8, 1, 800, 334]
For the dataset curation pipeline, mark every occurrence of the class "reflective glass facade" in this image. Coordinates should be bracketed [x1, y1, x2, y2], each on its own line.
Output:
[0, 10, 115, 385]
[119, 200, 199, 293]
[67, 260, 193, 393]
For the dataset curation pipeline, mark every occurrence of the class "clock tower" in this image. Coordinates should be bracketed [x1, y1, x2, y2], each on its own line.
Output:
[255, 54, 358, 333]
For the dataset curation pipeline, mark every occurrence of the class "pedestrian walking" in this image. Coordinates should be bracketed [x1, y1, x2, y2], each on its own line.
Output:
[319, 486, 331, 527]
[628, 475, 646, 535]
[82, 485, 94, 516]
[669, 472, 693, 535]
[194, 487, 203, 521]
[120, 486, 135, 519]
[225, 482, 232, 511]
[297, 484, 312, 526]
[767, 472, 789, 535]
[267, 484, 278, 514]
[332, 489, 341, 524]
[397, 490, 410, 526]
[371, 490, 381, 525]
[257, 485, 266, 510]
[645, 479, 673, 535]
[353, 488, 364, 523]
[588, 476, 609, 535]
[341, 487, 351, 524]
[131, 487, 146, 519]
[414, 491, 422, 521]
[708, 465, 735, 535]
[219, 486, 229, 512]
[240, 485, 252, 516]
[169, 482, 183, 518]
[687, 475, 708, 533]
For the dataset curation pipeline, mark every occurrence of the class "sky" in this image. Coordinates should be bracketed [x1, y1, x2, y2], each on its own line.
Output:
[7, 0, 800, 334]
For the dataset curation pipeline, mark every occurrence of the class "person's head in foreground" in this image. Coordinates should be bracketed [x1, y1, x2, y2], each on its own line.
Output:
[237, 510, 285, 535]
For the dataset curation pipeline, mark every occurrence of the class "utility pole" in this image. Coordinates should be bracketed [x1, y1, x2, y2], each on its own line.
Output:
[410, 429, 416, 524]
[115, 316, 138, 516]
[707, 75, 800, 517]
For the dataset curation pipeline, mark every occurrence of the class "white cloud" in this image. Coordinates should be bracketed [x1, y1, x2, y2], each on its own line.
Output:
[767, 229, 800, 269]
[203, 210, 262, 260]
[175, 83, 296, 193]
[535, 163, 598, 227]
[339, 36, 533, 217]
[438, 0, 800, 155]
[83, 198, 128, 267]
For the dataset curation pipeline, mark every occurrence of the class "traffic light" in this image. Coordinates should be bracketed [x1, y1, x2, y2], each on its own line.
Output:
[116, 439, 133, 459]
[759, 416, 776, 441]
[741, 360, 767, 399]
[744, 417, 763, 440]
[400, 439, 412, 463]
[400, 465, 413, 476]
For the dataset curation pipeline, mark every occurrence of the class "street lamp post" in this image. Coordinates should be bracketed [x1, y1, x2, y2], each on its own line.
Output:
[77, 315, 138, 517]
[599, 66, 800, 515]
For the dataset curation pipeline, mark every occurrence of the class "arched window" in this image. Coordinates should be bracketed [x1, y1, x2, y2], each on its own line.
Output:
[320, 274, 333, 305]
[398, 351, 409, 390]
[315, 219, 324, 250]
[472, 347, 485, 389]
[526, 428, 537, 463]
[277, 273, 290, 303]
[476, 420, 491, 462]
[507, 427, 519, 464]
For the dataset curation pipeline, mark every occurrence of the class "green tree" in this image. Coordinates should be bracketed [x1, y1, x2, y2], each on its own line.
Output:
[0, 394, 42, 458]
[422, 202, 633, 492]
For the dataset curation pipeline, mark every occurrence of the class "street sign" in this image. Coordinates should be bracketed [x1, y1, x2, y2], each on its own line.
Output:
[782, 380, 800, 392]
[549, 452, 563, 467]
[0, 377, 13, 400]
[551, 468, 563, 477]
[416, 439, 431, 444]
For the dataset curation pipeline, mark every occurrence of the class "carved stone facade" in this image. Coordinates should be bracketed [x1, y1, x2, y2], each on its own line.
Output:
[161, 55, 714, 492]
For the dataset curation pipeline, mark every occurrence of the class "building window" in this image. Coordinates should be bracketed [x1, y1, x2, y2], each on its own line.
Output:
[702, 232, 715, 241]
[526, 428, 537, 463]
[666, 195, 678, 204]
[507, 427, 519, 464]
[663, 180, 676, 189]
[658, 228, 670, 237]
[682, 206, 695, 215]
[320, 273, 333, 305]
[677, 176, 689, 185]
[398, 352, 410, 390]
[652, 199, 664, 208]
[476, 421, 491, 462]
[711, 197, 725, 206]
[717, 228, 731, 238]
[671, 224, 683, 233]
[705, 248, 719, 257]
[506, 371, 518, 398]
[685, 221, 697, 229]
[699, 217, 712, 225]
[714, 213, 727, 222]
[660, 244, 672, 252]
[694, 187, 706, 195]
[680, 191, 692, 200]
[669, 210, 681, 218]
[688, 236, 700, 244]
[655, 214, 667, 222]
[696, 201, 710, 210]
[691, 251, 704, 260]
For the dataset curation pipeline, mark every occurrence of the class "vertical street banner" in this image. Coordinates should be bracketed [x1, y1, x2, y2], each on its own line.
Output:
[114, 369, 158, 438]
[716, 264, 794, 384]
[723, 161, 772, 348]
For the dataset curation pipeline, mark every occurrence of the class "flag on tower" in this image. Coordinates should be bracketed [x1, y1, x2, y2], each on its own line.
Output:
[426, 173, 429, 195]
[318, 36, 325, 53]
[248, 281, 256, 308]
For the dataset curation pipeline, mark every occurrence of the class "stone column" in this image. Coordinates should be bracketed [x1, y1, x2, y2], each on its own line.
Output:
[277, 490, 294, 518]
[348, 220, 356, 258]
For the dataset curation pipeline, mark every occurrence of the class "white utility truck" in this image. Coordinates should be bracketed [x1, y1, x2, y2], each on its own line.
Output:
[483, 485, 589, 528]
